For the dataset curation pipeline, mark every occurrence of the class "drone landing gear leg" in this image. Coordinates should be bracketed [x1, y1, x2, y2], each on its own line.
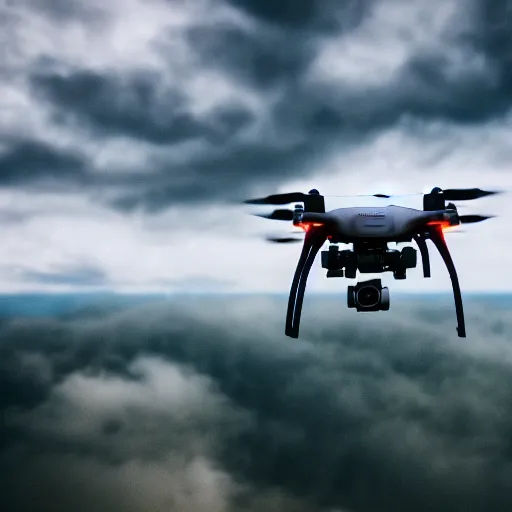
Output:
[413, 233, 431, 278]
[428, 227, 466, 338]
[285, 233, 326, 338]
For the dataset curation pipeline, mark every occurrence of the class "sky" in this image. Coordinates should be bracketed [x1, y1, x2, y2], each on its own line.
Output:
[2, 3, 512, 509]
[1, 0, 512, 295]
[2, 295, 512, 512]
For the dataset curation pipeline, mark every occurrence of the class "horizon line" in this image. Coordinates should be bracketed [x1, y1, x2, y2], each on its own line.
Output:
[0, 291, 510, 297]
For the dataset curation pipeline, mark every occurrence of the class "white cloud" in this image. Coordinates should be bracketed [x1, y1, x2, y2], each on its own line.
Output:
[1, 111, 510, 294]
[10, 356, 225, 440]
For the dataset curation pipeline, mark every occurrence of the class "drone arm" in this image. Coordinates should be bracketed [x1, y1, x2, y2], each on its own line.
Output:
[428, 227, 466, 337]
[285, 231, 326, 338]
[299, 212, 331, 223]
[412, 233, 431, 278]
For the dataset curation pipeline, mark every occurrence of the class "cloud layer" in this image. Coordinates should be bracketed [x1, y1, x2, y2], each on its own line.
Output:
[1, 295, 512, 511]
[4, 0, 512, 209]
[1, 0, 511, 292]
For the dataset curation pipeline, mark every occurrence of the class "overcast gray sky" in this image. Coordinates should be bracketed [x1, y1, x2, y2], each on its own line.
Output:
[1, 0, 511, 293]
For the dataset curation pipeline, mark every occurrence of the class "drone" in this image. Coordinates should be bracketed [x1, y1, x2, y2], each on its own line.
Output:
[245, 186, 499, 339]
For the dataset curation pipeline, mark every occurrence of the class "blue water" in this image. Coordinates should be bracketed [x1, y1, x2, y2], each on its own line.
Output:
[0, 293, 166, 318]
[0, 292, 509, 318]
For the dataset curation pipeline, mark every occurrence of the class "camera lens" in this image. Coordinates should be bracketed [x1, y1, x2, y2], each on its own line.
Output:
[356, 285, 380, 308]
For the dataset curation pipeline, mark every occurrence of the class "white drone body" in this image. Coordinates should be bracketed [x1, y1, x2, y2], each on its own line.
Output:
[245, 187, 498, 340]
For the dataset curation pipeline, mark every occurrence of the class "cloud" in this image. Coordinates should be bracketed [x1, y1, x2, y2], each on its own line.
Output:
[225, 0, 369, 30]
[21, 262, 108, 286]
[21, 0, 107, 24]
[1, 295, 512, 511]
[472, 0, 512, 74]
[1, 0, 511, 294]
[15, 0, 374, 209]
[7, 0, 508, 213]
[29, 65, 254, 146]
[0, 139, 87, 185]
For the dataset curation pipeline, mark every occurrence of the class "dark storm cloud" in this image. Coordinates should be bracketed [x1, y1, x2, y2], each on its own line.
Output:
[9, 0, 512, 211]
[30, 67, 253, 146]
[1, 295, 512, 511]
[227, 0, 372, 31]
[473, 0, 512, 73]
[0, 139, 87, 185]
[371, 0, 512, 125]
[22, 1, 373, 209]
[185, 0, 374, 88]
[185, 0, 512, 129]
[390, 0, 512, 125]
[184, 23, 311, 89]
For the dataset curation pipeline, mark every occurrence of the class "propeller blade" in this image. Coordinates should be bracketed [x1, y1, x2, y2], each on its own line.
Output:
[459, 214, 495, 224]
[443, 188, 500, 201]
[244, 192, 307, 205]
[254, 209, 294, 221]
[245, 188, 501, 204]
[265, 236, 303, 244]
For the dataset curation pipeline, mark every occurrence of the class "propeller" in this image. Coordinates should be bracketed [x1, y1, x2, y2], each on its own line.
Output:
[442, 188, 500, 201]
[254, 209, 294, 221]
[245, 191, 402, 206]
[265, 235, 303, 244]
[371, 188, 500, 201]
[245, 187, 501, 205]
[245, 192, 309, 205]
[459, 214, 495, 224]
